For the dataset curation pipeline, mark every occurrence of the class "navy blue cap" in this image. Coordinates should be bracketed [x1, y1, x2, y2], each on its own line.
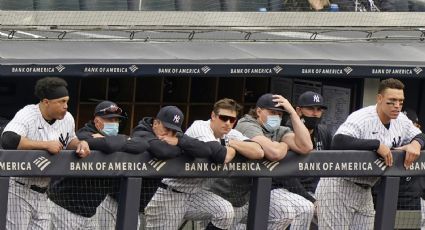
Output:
[297, 91, 327, 109]
[256, 93, 285, 112]
[94, 101, 125, 119]
[156, 106, 184, 132]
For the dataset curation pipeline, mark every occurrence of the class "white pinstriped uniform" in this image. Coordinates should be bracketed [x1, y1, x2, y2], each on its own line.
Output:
[2, 104, 76, 230]
[316, 105, 421, 230]
[145, 120, 241, 229]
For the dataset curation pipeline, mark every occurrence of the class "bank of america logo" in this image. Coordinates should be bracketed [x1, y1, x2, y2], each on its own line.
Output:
[55, 65, 65, 72]
[148, 159, 166, 171]
[262, 160, 279, 171]
[273, 66, 283, 74]
[129, 65, 138, 73]
[374, 158, 387, 171]
[201, 66, 211, 74]
[344, 67, 353, 75]
[33, 156, 51, 171]
[413, 67, 423, 75]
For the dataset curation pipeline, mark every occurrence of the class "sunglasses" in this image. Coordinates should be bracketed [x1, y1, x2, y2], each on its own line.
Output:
[96, 105, 123, 116]
[217, 114, 237, 123]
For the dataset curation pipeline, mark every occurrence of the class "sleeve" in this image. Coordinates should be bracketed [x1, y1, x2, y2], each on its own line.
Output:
[122, 136, 150, 154]
[177, 134, 212, 158]
[2, 109, 30, 137]
[332, 134, 380, 150]
[204, 141, 227, 163]
[401, 115, 422, 144]
[147, 139, 181, 159]
[76, 129, 128, 154]
[185, 121, 217, 142]
[334, 112, 363, 139]
[132, 128, 181, 159]
[235, 121, 264, 139]
[227, 129, 249, 141]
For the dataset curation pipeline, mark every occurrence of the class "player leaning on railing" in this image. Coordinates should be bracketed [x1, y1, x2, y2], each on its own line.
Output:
[316, 78, 425, 230]
[47, 100, 148, 229]
[0, 77, 90, 230]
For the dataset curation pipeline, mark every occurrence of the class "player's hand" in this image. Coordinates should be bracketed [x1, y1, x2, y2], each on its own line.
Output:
[46, 140, 63, 155]
[395, 141, 421, 169]
[272, 95, 296, 115]
[76, 140, 91, 158]
[160, 136, 179, 146]
[92, 133, 104, 138]
[376, 144, 393, 167]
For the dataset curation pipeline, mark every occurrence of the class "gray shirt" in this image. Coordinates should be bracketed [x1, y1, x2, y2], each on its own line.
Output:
[206, 114, 293, 206]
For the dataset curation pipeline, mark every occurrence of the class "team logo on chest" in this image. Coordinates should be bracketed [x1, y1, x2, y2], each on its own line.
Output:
[59, 133, 69, 147]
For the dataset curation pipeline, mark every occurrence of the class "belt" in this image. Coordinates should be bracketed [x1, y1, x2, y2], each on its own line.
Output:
[354, 182, 371, 189]
[158, 183, 183, 194]
[15, 181, 48, 194]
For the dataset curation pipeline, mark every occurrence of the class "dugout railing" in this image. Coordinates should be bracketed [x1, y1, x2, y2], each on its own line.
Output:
[0, 149, 424, 230]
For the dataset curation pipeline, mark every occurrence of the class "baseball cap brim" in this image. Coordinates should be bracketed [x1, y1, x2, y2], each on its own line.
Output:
[99, 113, 126, 119]
[299, 104, 328, 109]
[261, 106, 286, 112]
[162, 121, 182, 132]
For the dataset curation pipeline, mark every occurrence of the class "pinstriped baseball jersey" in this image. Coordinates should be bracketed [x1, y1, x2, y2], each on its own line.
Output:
[162, 120, 248, 193]
[3, 104, 76, 187]
[335, 105, 421, 185]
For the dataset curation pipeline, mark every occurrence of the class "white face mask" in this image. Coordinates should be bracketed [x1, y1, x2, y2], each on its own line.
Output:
[263, 115, 281, 132]
[102, 122, 119, 136]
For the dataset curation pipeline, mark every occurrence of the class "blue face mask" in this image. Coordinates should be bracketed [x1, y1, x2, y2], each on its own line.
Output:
[102, 123, 119, 136]
[263, 115, 281, 132]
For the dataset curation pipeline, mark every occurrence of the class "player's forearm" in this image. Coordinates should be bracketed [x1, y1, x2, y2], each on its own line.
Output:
[66, 138, 81, 150]
[289, 114, 314, 153]
[17, 136, 50, 150]
[224, 147, 236, 163]
[228, 139, 264, 160]
[252, 136, 287, 161]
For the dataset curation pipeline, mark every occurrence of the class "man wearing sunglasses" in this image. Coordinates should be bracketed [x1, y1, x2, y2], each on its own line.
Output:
[1, 77, 91, 230]
[207, 93, 313, 230]
[48, 100, 149, 230]
[136, 105, 233, 230]
[316, 78, 425, 229]
[145, 100, 264, 230]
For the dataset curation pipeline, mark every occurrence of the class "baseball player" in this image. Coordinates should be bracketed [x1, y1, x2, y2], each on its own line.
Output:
[222, 93, 313, 230]
[96, 105, 212, 229]
[316, 78, 425, 229]
[1, 77, 90, 230]
[145, 99, 264, 230]
[48, 100, 148, 229]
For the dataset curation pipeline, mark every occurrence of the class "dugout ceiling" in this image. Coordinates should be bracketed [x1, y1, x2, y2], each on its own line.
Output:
[1, 41, 425, 78]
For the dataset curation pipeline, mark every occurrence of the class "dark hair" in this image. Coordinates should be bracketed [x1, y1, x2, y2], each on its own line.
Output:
[213, 98, 242, 116]
[34, 77, 68, 100]
[378, 78, 404, 94]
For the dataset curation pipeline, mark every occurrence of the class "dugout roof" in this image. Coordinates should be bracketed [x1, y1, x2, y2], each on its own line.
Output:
[1, 41, 425, 78]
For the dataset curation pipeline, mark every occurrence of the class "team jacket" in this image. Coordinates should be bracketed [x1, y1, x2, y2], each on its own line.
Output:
[133, 117, 224, 161]
[48, 120, 149, 217]
[122, 117, 226, 211]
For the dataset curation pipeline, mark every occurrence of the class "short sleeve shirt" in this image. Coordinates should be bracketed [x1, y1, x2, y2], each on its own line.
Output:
[3, 104, 77, 187]
[235, 114, 292, 141]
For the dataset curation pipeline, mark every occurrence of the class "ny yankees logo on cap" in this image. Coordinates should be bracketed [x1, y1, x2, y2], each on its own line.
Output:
[313, 95, 320, 103]
[173, 115, 181, 124]
[157, 106, 184, 132]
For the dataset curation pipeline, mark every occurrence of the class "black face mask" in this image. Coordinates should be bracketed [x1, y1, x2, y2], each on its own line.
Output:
[301, 116, 322, 130]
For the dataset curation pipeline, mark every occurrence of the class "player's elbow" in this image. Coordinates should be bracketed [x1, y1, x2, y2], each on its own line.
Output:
[297, 145, 313, 155]
[265, 150, 286, 161]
